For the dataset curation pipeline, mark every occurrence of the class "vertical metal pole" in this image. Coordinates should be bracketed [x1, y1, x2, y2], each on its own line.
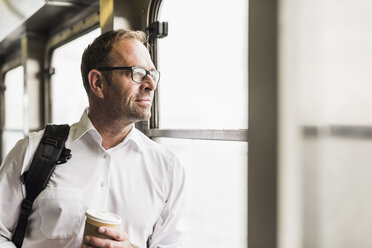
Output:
[21, 33, 45, 133]
[21, 37, 29, 136]
[248, 0, 278, 247]
[43, 49, 51, 125]
[99, 0, 114, 33]
[0, 70, 5, 161]
[99, 0, 148, 32]
[147, 0, 162, 130]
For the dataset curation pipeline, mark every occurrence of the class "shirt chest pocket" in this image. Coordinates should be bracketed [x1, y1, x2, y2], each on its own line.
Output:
[36, 188, 86, 239]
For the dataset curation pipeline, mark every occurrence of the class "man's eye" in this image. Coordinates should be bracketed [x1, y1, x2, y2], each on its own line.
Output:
[133, 70, 146, 80]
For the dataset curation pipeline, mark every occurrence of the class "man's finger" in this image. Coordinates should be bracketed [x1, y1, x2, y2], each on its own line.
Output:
[85, 235, 111, 247]
[98, 226, 128, 241]
[84, 234, 131, 248]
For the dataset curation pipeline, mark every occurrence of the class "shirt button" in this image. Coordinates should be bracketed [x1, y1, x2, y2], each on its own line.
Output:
[100, 182, 105, 187]
[103, 154, 108, 159]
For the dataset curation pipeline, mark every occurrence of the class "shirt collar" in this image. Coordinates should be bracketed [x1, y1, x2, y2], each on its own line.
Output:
[72, 108, 96, 142]
[72, 108, 141, 149]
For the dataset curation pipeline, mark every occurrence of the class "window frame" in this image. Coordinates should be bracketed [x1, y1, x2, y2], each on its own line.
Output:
[0, 6, 100, 163]
[145, 1, 278, 247]
[144, 0, 249, 142]
[0, 53, 23, 161]
[145, 0, 253, 247]
[43, 9, 100, 124]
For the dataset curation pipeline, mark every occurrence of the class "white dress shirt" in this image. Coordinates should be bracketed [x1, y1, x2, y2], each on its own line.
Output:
[0, 110, 186, 248]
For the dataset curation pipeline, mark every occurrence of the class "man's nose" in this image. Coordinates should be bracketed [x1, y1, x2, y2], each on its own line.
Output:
[140, 75, 157, 91]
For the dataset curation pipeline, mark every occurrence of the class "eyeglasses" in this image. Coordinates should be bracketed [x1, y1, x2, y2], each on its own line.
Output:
[97, 66, 160, 84]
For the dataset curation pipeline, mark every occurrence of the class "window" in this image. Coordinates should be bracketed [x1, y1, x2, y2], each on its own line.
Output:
[150, 0, 248, 246]
[2, 66, 24, 160]
[154, 138, 248, 247]
[157, 0, 248, 130]
[50, 28, 100, 124]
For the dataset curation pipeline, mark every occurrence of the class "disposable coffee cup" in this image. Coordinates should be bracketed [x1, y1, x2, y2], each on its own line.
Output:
[83, 209, 121, 242]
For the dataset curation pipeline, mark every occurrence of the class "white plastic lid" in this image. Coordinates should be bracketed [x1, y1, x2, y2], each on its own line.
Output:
[85, 209, 121, 225]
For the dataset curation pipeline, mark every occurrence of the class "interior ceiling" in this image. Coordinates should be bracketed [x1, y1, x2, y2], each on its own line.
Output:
[0, 0, 99, 58]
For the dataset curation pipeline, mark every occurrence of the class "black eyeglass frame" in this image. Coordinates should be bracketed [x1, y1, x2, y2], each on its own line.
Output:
[97, 66, 160, 84]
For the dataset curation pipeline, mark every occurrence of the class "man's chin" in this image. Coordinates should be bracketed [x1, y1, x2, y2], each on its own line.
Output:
[130, 111, 151, 122]
[141, 113, 151, 121]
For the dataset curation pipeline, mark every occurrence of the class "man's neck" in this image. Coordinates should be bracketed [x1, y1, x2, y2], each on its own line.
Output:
[88, 111, 134, 150]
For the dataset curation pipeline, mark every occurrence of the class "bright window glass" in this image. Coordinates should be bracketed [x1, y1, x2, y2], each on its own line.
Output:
[157, 0, 248, 129]
[1, 131, 24, 161]
[4, 66, 24, 129]
[153, 137, 248, 247]
[2, 66, 24, 160]
[51, 28, 100, 124]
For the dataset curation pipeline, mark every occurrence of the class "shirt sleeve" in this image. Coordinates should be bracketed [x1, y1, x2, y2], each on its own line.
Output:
[149, 157, 187, 248]
[0, 137, 29, 247]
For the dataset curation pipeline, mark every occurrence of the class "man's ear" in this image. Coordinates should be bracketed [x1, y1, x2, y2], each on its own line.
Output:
[88, 69, 105, 98]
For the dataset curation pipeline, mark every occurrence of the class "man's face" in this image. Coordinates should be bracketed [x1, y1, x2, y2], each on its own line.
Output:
[102, 39, 157, 123]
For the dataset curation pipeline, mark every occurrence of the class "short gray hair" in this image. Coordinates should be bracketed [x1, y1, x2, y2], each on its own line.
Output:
[81, 29, 147, 94]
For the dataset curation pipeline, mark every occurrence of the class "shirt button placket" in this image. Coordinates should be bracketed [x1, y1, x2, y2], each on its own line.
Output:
[100, 152, 109, 189]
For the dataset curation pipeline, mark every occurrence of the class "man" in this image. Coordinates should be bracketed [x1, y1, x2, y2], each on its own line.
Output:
[0, 30, 186, 248]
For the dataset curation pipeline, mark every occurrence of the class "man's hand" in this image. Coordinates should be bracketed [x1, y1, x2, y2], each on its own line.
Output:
[82, 227, 136, 248]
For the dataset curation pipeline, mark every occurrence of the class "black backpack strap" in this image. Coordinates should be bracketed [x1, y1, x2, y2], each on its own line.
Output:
[12, 124, 71, 248]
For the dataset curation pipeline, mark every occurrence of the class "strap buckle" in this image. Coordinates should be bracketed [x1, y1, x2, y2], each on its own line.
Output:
[45, 136, 60, 147]
[20, 199, 33, 216]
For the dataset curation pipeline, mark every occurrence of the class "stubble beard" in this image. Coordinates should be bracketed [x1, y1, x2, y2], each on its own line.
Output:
[106, 93, 153, 125]
[121, 102, 152, 123]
